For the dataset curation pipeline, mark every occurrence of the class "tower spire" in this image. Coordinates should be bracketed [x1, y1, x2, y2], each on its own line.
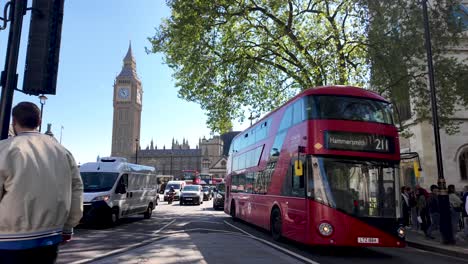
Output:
[124, 41, 135, 66]
[117, 41, 139, 81]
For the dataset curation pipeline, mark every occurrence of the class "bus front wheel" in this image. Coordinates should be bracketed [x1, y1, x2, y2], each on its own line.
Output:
[270, 207, 282, 241]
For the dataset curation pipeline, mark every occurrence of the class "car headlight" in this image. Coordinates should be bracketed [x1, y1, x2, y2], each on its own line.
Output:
[318, 222, 334, 236]
[397, 227, 406, 238]
[92, 195, 110, 202]
[216, 193, 223, 199]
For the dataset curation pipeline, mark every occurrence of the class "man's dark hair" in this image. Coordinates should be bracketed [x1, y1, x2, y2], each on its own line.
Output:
[430, 184, 439, 192]
[12, 102, 41, 129]
[448, 184, 455, 193]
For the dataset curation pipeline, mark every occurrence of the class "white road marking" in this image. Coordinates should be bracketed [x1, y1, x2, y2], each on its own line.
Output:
[224, 220, 321, 264]
[69, 219, 176, 264]
[162, 227, 248, 235]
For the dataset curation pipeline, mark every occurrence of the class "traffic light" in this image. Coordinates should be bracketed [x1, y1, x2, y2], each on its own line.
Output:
[23, 0, 65, 95]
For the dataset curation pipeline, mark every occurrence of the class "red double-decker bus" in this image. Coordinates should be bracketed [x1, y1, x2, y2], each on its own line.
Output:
[181, 170, 200, 185]
[225, 86, 405, 248]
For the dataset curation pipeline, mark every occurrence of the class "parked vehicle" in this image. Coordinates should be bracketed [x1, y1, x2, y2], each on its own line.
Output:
[180, 185, 204, 205]
[213, 183, 225, 210]
[202, 185, 212, 201]
[80, 157, 158, 226]
[164, 181, 185, 201]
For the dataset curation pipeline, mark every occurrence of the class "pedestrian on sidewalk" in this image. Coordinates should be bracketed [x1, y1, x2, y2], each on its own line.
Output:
[0, 102, 83, 264]
[409, 187, 418, 230]
[401, 186, 411, 227]
[463, 185, 468, 237]
[416, 188, 429, 234]
[426, 185, 440, 239]
[448, 184, 462, 239]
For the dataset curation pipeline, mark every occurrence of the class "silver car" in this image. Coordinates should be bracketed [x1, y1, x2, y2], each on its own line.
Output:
[179, 185, 204, 205]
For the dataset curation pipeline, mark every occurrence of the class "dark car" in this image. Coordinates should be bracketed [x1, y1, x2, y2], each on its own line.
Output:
[202, 185, 212, 201]
[213, 183, 225, 210]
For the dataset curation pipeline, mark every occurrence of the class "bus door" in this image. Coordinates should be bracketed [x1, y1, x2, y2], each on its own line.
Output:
[283, 157, 307, 243]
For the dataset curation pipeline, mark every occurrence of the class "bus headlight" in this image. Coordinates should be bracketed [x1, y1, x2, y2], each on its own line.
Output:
[318, 222, 334, 236]
[397, 227, 406, 238]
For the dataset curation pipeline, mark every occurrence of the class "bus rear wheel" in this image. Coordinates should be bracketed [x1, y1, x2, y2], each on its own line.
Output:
[271, 208, 282, 241]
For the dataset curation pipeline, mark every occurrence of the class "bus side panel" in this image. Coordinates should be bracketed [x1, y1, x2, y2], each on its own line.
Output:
[280, 197, 307, 243]
[251, 194, 271, 230]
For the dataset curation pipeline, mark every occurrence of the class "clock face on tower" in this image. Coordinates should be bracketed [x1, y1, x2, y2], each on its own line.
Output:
[118, 87, 130, 100]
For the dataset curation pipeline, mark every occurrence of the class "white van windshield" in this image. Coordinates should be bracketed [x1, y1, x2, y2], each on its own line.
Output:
[165, 184, 181, 190]
[81, 172, 119, 192]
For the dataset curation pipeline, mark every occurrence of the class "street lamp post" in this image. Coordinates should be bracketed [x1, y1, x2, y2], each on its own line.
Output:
[421, 0, 454, 244]
[38, 95, 47, 132]
[135, 138, 139, 164]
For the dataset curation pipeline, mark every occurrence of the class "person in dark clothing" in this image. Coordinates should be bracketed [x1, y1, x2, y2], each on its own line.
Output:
[409, 187, 418, 229]
[426, 185, 440, 239]
[416, 188, 429, 234]
[401, 186, 411, 227]
[463, 185, 468, 237]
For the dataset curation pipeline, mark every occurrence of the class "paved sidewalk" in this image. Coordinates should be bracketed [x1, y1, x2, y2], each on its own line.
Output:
[406, 229, 468, 258]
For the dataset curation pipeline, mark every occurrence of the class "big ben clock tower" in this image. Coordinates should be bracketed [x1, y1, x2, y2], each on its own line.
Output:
[111, 43, 142, 159]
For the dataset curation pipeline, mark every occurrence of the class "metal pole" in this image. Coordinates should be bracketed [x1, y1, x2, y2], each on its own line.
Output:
[39, 103, 44, 132]
[60, 126, 63, 143]
[421, 0, 454, 244]
[0, 0, 27, 140]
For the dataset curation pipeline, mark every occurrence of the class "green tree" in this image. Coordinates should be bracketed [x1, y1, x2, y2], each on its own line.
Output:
[149, 0, 370, 132]
[364, 0, 468, 134]
[149, 0, 468, 134]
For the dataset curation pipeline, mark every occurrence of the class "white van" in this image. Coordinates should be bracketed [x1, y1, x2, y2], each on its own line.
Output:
[80, 157, 158, 226]
[163, 180, 186, 201]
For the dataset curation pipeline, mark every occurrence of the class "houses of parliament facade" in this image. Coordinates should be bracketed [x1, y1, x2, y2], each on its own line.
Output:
[110, 44, 238, 178]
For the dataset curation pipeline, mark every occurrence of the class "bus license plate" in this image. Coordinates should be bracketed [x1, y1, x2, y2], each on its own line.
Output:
[186, 198, 192, 200]
[358, 237, 379, 244]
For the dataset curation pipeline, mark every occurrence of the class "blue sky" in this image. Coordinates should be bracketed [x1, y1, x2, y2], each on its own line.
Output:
[0, 1, 248, 164]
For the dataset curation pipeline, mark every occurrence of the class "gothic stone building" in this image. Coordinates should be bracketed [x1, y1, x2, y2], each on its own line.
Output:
[110, 44, 232, 178]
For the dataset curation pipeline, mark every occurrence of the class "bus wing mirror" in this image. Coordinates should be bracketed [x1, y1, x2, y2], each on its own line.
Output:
[294, 160, 304, 176]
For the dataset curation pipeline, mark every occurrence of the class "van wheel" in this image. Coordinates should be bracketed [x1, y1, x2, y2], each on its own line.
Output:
[143, 204, 153, 219]
[271, 208, 282, 241]
[109, 209, 119, 227]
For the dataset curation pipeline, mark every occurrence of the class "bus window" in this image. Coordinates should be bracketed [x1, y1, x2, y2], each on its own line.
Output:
[279, 106, 292, 131]
[293, 99, 304, 125]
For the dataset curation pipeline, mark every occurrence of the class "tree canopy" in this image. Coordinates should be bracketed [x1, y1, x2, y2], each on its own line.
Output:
[364, 0, 468, 134]
[149, 0, 468, 134]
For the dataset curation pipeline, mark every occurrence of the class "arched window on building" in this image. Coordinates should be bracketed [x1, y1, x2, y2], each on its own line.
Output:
[460, 150, 468, 180]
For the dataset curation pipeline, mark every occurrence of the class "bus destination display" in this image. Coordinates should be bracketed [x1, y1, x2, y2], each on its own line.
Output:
[325, 131, 392, 153]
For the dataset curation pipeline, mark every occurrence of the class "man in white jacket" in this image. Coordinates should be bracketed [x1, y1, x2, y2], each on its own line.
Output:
[0, 102, 83, 263]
